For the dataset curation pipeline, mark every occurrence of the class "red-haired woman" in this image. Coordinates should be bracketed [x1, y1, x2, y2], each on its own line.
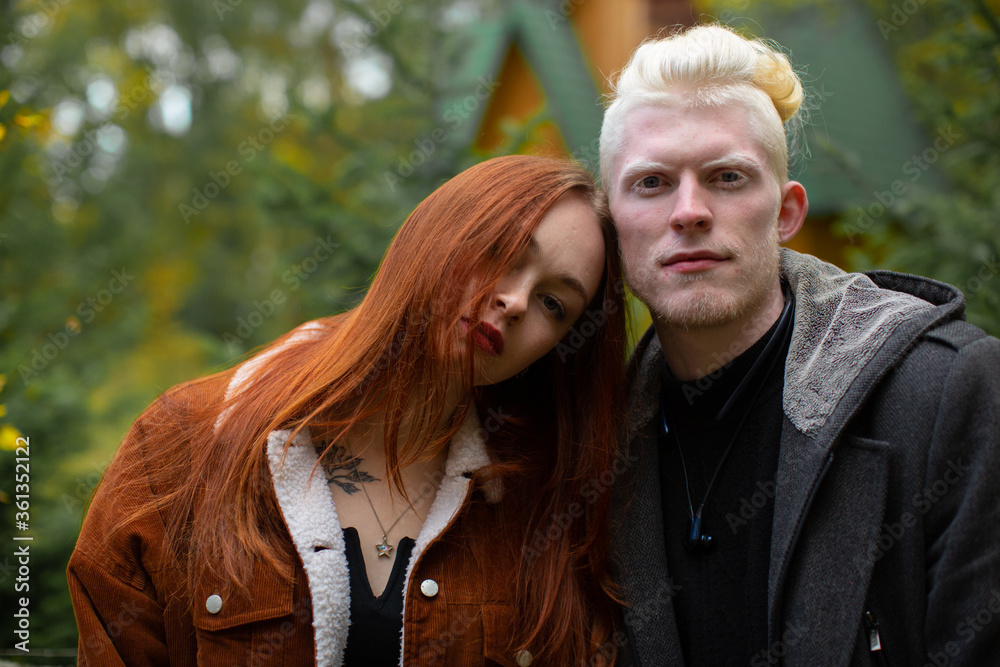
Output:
[69, 155, 628, 666]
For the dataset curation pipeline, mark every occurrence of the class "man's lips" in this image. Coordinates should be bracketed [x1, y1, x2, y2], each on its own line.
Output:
[470, 321, 504, 356]
[662, 251, 728, 274]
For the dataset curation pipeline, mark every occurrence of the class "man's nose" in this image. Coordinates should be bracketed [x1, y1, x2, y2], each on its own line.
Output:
[669, 178, 712, 232]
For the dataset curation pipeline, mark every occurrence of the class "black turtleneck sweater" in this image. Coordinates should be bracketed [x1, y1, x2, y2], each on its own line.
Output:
[658, 302, 792, 666]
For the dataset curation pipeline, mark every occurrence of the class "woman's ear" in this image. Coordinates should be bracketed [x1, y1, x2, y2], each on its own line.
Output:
[777, 181, 808, 243]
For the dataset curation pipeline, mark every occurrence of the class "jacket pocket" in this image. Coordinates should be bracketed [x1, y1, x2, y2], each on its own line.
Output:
[191, 560, 299, 665]
[482, 604, 521, 667]
[857, 608, 889, 667]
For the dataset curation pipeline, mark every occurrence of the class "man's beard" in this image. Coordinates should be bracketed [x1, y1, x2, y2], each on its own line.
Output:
[625, 229, 780, 332]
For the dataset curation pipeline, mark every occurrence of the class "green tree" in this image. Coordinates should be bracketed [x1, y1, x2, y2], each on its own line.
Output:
[0, 0, 507, 654]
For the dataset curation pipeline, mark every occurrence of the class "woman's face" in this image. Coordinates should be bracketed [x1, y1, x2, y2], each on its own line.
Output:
[464, 192, 606, 386]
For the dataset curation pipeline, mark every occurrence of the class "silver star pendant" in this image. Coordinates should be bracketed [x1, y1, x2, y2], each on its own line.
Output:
[375, 534, 394, 558]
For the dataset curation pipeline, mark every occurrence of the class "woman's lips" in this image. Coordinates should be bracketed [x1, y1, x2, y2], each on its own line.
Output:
[471, 322, 504, 356]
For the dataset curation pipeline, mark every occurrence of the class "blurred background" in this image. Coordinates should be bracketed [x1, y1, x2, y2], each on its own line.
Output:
[0, 0, 997, 659]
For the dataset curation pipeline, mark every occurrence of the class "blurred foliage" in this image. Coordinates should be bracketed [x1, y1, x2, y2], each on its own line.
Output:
[0, 0, 509, 654]
[700, 0, 1000, 335]
[843, 0, 1000, 335]
[3, 0, 998, 657]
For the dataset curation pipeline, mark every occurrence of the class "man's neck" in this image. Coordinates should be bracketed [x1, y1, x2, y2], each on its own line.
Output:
[654, 284, 786, 382]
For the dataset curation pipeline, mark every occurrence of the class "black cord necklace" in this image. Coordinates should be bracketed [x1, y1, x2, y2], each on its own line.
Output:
[662, 283, 796, 551]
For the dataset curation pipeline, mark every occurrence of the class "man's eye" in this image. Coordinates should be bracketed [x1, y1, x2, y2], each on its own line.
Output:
[720, 171, 741, 182]
[640, 176, 661, 189]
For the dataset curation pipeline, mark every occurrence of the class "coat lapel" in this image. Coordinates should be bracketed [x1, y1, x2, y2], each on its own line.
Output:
[267, 427, 352, 666]
[615, 328, 684, 667]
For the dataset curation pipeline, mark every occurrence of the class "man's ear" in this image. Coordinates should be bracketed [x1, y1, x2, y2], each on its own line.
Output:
[776, 181, 808, 243]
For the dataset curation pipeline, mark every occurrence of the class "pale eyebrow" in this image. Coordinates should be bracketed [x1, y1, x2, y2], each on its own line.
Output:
[702, 153, 763, 173]
[617, 160, 669, 188]
[527, 237, 591, 306]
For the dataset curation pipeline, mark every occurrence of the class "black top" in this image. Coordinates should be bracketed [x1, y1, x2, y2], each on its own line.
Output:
[342, 527, 415, 666]
[658, 297, 793, 666]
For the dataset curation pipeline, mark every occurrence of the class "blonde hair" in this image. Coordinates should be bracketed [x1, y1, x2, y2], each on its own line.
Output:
[600, 24, 805, 190]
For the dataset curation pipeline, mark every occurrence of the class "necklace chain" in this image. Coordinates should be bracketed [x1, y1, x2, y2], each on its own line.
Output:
[349, 456, 429, 557]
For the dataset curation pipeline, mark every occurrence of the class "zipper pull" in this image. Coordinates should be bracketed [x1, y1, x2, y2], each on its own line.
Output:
[865, 610, 883, 652]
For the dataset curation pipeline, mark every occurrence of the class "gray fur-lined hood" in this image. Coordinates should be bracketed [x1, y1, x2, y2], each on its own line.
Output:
[627, 248, 968, 438]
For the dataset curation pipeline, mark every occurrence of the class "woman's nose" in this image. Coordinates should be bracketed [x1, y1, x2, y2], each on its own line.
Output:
[493, 279, 528, 323]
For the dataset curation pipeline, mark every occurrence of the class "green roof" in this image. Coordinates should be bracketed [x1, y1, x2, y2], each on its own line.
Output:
[725, 2, 943, 215]
[438, 1, 604, 160]
[443, 1, 934, 216]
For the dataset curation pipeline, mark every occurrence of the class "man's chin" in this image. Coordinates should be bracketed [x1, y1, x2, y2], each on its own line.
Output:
[650, 288, 746, 332]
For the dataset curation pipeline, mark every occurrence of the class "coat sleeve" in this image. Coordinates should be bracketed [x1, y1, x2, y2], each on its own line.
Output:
[922, 333, 1000, 666]
[67, 401, 188, 666]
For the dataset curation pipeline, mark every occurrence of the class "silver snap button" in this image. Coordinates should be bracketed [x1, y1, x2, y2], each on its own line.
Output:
[515, 649, 533, 666]
[419, 579, 439, 598]
[206, 594, 223, 614]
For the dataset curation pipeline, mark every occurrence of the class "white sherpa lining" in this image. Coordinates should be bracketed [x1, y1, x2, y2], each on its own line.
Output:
[267, 428, 351, 664]
[267, 411, 492, 665]
[221, 320, 499, 664]
[780, 249, 934, 435]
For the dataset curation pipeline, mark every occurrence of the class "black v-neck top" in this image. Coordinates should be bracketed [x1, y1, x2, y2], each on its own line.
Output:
[342, 526, 416, 665]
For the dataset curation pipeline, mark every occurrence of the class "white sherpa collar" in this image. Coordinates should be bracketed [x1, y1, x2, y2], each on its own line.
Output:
[267, 410, 492, 665]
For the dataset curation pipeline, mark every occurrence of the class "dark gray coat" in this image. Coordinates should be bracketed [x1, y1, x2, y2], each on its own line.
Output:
[612, 249, 1000, 666]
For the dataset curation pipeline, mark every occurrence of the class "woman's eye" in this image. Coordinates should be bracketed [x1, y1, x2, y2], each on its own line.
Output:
[540, 295, 566, 320]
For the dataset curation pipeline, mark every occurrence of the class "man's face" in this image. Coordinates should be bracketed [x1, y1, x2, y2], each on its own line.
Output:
[608, 101, 790, 332]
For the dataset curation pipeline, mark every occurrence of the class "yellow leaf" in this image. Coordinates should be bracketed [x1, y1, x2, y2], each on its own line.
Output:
[0, 90, 9, 108]
[0, 424, 24, 451]
[0, 405, 6, 418]
[0, 124, 5, 142]
[14, 114, 43, 128]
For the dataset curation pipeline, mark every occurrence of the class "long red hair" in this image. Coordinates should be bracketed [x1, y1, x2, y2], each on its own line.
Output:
[111, 155, 627, 663]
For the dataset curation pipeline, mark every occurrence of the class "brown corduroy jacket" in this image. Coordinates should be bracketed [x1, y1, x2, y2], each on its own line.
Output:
[69, 342, 526, 666]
